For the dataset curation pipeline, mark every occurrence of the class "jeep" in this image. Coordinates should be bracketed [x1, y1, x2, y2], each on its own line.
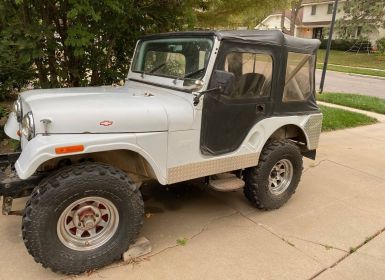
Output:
[0, 30, 322, 274]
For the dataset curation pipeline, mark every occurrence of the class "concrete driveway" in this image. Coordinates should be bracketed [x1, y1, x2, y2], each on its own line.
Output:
[315, 69, 385, 98]
[1, 122, 385, 280]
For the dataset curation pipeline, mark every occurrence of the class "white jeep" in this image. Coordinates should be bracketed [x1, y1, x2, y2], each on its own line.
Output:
[1, 30, 322, 274]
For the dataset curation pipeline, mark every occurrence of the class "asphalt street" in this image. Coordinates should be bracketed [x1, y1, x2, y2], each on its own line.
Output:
[315, 69, 385, 98]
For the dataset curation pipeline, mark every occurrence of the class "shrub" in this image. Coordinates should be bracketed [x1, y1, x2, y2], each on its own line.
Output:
[376, 37, 385, 54]
[319, 39, 372, 52]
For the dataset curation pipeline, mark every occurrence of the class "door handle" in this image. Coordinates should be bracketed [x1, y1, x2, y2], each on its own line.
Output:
[256, 104, 265, 113]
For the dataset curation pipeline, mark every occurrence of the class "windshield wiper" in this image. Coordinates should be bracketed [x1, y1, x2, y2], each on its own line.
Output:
[183, 67, 206, 79]
[147, 63, 167, 74]
[172, 67, 206, 84]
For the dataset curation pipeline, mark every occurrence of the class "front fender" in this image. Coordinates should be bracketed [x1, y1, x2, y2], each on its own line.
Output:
[15, 132, 167, 184]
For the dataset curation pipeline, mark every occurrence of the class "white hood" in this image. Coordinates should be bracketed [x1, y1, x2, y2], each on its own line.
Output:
[20, 82, 195, 135]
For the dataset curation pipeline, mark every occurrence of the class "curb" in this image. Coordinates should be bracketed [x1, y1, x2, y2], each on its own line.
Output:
[317, 101, 385, 123]
[316, 68, 385, 81]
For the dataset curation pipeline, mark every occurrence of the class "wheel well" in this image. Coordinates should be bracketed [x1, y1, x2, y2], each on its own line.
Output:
[37, 150, 157, 183]
[269, 125, 307, 147]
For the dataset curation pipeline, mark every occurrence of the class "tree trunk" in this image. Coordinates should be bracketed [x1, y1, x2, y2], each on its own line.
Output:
[35, 58, 49, 88]
[280, 10, 289, 34]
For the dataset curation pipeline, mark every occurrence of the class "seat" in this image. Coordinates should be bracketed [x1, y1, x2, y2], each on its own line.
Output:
[232, 73, 266, 98]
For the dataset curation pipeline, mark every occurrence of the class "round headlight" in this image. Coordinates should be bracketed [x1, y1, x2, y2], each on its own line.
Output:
[21, 112, 35, 140]
[13, 97, 22, 122]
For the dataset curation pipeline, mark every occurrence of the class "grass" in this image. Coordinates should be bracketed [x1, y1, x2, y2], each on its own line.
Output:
[320, 105, 377, 132]
[317, 64, 385, 77]
[317, 49, 385, 70]
[317, 93, 385, 115]
[176, 238, 187, 246]
[317, 50, 385, 77]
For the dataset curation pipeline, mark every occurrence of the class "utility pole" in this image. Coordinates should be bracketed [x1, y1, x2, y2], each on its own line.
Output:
[319, 0, 339, 93]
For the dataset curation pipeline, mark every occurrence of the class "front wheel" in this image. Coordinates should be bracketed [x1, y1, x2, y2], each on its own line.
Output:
[22, 163, 144, 275]
[243, 140, 303, 210]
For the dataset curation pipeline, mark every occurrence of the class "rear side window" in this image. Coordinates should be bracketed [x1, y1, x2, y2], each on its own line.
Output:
[283, 52, 315, 102]
[223, 52, 273, 99]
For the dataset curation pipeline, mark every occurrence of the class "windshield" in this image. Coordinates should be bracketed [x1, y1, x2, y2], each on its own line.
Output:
[131, 37, 214, 88]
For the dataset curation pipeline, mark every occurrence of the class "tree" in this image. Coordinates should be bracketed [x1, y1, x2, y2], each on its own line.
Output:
[336, 0, 385, 39]
[0, 0, 291, 99]
[195, 0, 287, 29]
[0, 0, 197, 98]
[280, 0, 303, 36]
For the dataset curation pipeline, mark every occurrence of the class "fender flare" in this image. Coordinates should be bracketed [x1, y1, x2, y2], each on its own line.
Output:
[245, 114, 322, 152]
[15, 133, 167, 184]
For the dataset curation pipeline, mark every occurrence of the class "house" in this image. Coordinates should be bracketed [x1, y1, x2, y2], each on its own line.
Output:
[256, 10, 303, 37]
[257, 0, 385, 45]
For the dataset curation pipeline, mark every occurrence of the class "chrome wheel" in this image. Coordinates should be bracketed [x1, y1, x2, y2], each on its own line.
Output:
[57, 196, 119, 251]
[268, 159, 293, 195]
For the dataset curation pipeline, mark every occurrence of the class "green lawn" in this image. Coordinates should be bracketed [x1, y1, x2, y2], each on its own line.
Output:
[317, 93, 385, 115]
[320, 105, 378, 132]
[317, 50, 385, 77]
[317, 49, 385, 70]
[317, 64, 385, 77]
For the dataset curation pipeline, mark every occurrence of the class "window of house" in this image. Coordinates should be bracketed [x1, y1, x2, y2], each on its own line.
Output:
[223, 52, 273, 99]
[327, 3, 334, 14]
[356, 26, 362, 37]
[283, 52, 315, 102]
[311, 5, 317, 15]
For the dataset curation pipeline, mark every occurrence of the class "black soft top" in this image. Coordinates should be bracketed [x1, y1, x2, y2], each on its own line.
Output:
[140, 30, 321, 54]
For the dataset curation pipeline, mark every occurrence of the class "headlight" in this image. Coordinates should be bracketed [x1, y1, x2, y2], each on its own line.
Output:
[13, 97, 23, 122]
[21, 111, 35, 140]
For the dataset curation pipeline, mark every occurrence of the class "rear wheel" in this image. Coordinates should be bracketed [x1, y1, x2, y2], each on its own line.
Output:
[22, 162, 144, 275]
[243, 140, 303, 210]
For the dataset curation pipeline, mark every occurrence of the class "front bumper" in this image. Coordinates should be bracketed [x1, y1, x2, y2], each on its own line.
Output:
[0, 152, 44, 215]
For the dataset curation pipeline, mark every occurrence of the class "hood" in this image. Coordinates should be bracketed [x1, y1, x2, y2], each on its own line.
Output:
[21, 82, 195, 135]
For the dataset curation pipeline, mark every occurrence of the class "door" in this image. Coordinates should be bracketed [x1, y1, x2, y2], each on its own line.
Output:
[200, 47, 274, 155]
[312, 28, 323, 39]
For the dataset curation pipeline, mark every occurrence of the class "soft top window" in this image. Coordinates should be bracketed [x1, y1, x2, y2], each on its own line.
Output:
[222, 52, 273, 99]
[283, 52, 315, 102]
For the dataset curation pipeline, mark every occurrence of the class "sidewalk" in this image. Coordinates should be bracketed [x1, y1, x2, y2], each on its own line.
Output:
[1, 122, 385, 280]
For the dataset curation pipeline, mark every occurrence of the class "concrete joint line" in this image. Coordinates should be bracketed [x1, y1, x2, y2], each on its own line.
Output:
[308, 227, 385, 280]
[147, 211, 239, 259]
[303, 159, 329, 174]
[236, 211, 327, 266]
[286, 235, 347, 253]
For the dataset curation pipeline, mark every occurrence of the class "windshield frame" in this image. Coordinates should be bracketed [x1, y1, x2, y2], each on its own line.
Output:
[127, 35, 217, 93]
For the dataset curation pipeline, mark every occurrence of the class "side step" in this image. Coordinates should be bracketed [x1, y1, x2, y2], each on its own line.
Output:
[208, 173, 245, 192]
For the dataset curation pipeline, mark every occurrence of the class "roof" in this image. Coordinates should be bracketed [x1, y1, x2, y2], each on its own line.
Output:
[301, 21, 331, 27]
[270, 9, 304, 26]
[302, 0, 339, 4]
[140, 30, 321, 54]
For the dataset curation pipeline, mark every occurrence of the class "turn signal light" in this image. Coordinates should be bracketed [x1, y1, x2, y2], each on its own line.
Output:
[55, 145, 84, 154]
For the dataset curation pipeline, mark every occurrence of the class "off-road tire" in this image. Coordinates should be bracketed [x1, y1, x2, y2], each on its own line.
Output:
[243, 140, 303, 210]
[22, 162, 144, 275]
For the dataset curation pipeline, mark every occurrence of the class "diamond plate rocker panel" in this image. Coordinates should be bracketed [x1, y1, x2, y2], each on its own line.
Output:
[167, 153, 258, 184]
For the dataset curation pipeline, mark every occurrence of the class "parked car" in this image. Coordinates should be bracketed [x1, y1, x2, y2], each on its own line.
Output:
[0, 30, 321, 274]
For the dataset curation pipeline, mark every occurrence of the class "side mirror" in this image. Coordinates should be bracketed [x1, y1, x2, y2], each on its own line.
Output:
[210, 70, 235, 96]
[193, 70, 235, 106]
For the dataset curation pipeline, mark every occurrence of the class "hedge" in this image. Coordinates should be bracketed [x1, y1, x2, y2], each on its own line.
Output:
[319, 39, 372, 52]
